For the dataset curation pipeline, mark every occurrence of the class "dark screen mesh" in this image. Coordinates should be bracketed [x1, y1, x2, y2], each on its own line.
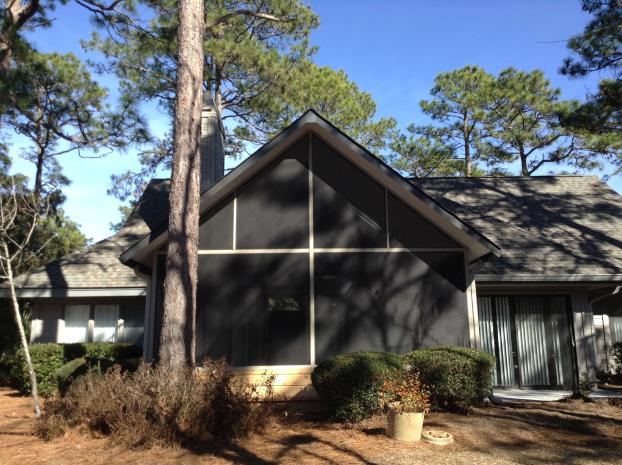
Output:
[197, 253, 310, 366]
[236, 137, 309, 249]
[314, 252, 468, 362]
[199, 195, 234, 249]
[312, 136, 386, 248]
[388, 193, 459, 249]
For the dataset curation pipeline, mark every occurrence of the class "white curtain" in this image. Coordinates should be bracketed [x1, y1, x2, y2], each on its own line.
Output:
[93, 304, 119, 342]
[63, 305, 90, 343]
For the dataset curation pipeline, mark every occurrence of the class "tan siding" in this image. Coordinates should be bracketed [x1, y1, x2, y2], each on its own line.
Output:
[230, 367, 318, 401]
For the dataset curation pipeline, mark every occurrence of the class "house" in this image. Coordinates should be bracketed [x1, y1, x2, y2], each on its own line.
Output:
[3, 97, 622, 398]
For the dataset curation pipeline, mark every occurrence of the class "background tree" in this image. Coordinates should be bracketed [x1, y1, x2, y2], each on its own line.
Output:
[0, 179, 51, 417]
[415, 65, 496, 176]
[387, 125, 464, 178]
[0, 154, 86, 272]
[561, 0, 622, 137]
[86, 0, 395, 201]
[483, 68, 621, 175]
[0, 154, 85, 397]
[1, 51, 146, 196]
[0, 0, 142, 73]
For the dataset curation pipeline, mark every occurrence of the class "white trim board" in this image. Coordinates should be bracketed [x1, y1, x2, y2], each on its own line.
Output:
[195, 247, 463, 255]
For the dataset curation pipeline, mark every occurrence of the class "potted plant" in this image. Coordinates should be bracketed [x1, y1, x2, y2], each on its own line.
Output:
[382, 371, 430, 442]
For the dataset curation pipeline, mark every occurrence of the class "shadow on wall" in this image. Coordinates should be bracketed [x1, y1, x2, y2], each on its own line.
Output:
[190, 138, 471, 366]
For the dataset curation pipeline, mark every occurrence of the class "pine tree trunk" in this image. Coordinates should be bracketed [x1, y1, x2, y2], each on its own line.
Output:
[34, 149, 44, 197]
[463, 116, 472, 177]
[159, 0, 204, 368]
[464, 140, 472, 177]
[3, 243, 40, 417]
[520, 151, 529, 176]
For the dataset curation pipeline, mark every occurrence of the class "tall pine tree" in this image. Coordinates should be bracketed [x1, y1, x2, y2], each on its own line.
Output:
[416, 65, 496, 176]
[483, 68, 621, 176]
[86, 0, 395, 200]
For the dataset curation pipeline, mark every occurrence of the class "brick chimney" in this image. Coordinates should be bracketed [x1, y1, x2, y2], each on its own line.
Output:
[200, 94, 225, 192]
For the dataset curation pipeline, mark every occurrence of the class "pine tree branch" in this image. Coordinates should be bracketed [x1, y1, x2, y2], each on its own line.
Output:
[207, 10, 294, 30]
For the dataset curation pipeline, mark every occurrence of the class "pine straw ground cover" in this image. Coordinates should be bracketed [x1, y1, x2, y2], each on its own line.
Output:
[1, 388, 622, 465]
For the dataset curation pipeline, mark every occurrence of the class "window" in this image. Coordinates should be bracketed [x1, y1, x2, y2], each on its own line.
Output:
[93, 304, 120, 342]
[122, 303, 144, 345]
[63, 305, 90, 343]
[62, 303, 127, 344]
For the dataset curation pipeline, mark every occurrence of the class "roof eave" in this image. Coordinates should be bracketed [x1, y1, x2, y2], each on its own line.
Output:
[476, 273, 622, 283]
[0, 287, 146, 298]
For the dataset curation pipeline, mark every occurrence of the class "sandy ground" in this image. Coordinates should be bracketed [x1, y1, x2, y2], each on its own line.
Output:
[1, 388, 622, 465]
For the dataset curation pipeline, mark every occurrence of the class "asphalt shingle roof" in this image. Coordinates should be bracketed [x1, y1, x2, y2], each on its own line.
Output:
[8, 174, 622, 291]
[5, 179, 169, 290]
[411, 176, 622, 278]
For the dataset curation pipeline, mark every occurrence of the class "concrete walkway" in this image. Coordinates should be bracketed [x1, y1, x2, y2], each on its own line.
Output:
[492, 388, 622, 403]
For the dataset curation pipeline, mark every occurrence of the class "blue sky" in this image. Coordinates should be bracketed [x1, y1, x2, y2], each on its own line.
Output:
[7, 0, 620, 242]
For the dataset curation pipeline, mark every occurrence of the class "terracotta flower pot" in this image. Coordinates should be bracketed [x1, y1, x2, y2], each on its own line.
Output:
[387, 405, 425, 442]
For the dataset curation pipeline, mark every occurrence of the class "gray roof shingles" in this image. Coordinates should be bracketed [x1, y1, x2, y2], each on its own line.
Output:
[7, 174, 622, 291]
[411, 176, 622, 278]
[4, 179, 169, 290]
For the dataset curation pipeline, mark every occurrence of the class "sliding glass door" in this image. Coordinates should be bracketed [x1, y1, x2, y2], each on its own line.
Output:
[478, 295, 574, 388]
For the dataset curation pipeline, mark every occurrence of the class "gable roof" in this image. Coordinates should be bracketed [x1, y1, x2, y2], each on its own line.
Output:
[0, 179, 170, 298]
[121, 110, 500, 267]
[412, 176, 622, 282]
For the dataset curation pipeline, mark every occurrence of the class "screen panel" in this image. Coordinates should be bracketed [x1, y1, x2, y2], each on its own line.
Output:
[312, 136, 386, 248]
[236, 137, 309, 249]
[413, 252, 466, 290]
[388, 193, 459, 249]
[199, 195, 234, 250]
[314, 251, 468, 362]
[197, 253, 310, 366]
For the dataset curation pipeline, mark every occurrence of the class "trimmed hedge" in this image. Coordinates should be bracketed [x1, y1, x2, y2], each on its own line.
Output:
[11, 343, 142, 397]
[311, 351, 406, 422]
[63, 343, 142, 362]
[406, 347, 495, 411]
[55, 357, 88, 395]
[18, 344, 66, 398]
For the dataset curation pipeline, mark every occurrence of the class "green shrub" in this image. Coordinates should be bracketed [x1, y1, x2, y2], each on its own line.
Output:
[0, 302, 29, 388]
[63, 343, 141, 362]
[311, 351, 406, 422]
[13, 343, 142, 397]
[406, 347, 495, 411]
[19, 344, 65, 398]
[0, 347, 23, 389]
[55, 358, 88, 395]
